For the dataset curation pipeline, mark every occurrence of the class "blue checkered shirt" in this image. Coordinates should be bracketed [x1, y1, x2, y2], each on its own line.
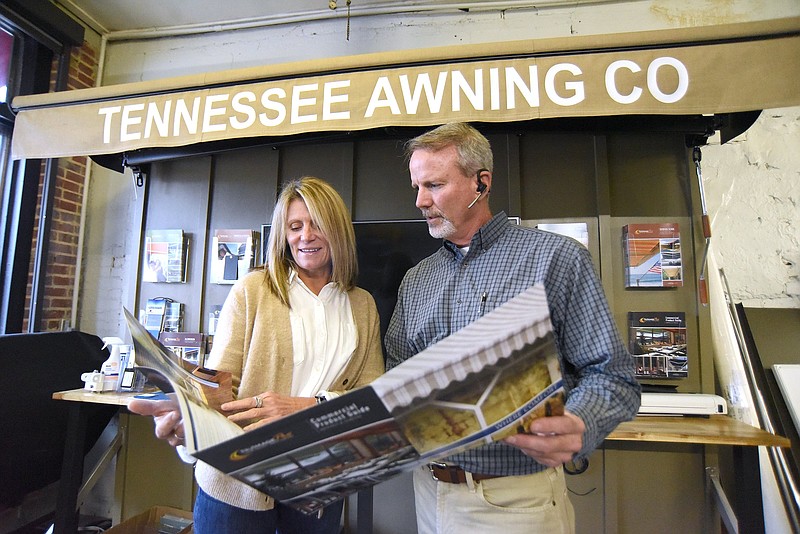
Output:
[385, 212, 641, 476]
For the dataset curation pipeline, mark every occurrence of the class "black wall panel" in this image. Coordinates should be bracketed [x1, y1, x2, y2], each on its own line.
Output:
[278, 142, 354, 209]
[518, 132, 598, 219]
[203, 146, 279, 331]
[140, 156, 212, 332]
[607, 133, 691, 217]
[352, 138, 415, 221]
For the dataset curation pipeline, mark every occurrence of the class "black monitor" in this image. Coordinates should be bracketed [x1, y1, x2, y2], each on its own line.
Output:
[261, 220, 441, 339]
[353, 220, 441, 338]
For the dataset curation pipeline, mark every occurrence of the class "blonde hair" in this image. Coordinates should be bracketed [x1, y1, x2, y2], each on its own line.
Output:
[404, 122, 493, 176]
[264, 177, 358, 306]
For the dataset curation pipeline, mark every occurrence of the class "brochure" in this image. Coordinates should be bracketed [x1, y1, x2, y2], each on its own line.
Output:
[211, 229, 257, 284]
[124, 284, 564, 515]
[628, 311, 688, 379]
[158, 332, 206, 367]
[623, 223, 682, 288]
[143, 229, 187, 283]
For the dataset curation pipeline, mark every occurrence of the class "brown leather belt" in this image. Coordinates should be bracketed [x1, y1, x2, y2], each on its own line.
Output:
[428, 462, 502, 484]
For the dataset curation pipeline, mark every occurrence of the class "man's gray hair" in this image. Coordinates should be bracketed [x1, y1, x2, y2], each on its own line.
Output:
[405, 122, 493, 176]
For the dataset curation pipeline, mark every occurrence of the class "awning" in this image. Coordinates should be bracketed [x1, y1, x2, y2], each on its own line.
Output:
[370, 284, 554, 412]
[11, 17, 800, 161]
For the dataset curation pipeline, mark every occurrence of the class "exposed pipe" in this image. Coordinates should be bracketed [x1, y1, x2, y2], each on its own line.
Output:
[30, 46, 72, 331]
[70, 32, 108, 331]
[721, 268, 800, 532]
[56, 0, 619, 42]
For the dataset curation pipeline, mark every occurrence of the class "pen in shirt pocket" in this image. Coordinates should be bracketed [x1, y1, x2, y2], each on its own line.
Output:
[480, 292, 487, 314]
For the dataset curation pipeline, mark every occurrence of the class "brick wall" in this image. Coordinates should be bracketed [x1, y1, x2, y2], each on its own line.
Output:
[24, 41, 98, 331]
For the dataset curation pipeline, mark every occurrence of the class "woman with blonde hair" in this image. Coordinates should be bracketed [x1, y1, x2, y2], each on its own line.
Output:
[130, 176, 384, 534]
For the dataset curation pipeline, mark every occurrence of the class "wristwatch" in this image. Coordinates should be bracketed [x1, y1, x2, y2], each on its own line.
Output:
[314, 393, 328, 404]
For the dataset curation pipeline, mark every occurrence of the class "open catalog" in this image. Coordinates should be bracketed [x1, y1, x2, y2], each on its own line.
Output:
[123, 284, 565, 515]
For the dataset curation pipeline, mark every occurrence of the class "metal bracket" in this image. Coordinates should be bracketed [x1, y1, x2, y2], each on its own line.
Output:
[706, 466, 739, 534]
[130, 165, 147, 187]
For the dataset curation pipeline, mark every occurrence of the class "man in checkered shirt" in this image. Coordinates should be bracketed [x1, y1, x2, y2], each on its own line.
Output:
[385, 122, 641, 534]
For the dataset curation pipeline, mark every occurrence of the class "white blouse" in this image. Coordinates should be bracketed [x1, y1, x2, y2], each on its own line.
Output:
[287, 271, 357, 398]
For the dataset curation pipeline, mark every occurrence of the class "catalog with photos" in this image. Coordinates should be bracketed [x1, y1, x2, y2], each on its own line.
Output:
[623, 223, 682, 288]
[143, 229, 187, 283]
[158, 331, 206, 367]
[124, 284, 565, 515]
[628, 311, 688, 379]
[211, 229, 258, 284]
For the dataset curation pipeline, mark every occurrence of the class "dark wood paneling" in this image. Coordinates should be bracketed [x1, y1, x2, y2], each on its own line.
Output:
[203, 146, 279, 331]
[352, 138, 416, 221]
[139, 156, 212, 332]
[607, 133, 691, 217]
[518, 132, 598, 219]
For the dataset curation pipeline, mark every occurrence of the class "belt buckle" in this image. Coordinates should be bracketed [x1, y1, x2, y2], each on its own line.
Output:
[428, 461, 448, 481]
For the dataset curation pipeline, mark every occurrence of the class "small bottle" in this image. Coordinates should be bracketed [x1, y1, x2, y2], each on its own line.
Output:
[101, 336, 124, 391]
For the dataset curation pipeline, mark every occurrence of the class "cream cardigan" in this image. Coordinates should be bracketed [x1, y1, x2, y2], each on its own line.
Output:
[194, 270, 385, 511]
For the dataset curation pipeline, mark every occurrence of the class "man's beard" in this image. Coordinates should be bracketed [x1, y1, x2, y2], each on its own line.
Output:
[423, 210, 455, 240]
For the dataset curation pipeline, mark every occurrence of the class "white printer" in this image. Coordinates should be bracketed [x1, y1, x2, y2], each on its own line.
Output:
[638, 393, 728, 416]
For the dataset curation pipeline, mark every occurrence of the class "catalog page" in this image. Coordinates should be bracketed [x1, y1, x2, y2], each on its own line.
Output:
[126, 284, 564, 515]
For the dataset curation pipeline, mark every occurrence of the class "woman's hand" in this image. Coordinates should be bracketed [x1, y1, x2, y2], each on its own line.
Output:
[222, 392, 316, 431]
[127, 394, 186, 447]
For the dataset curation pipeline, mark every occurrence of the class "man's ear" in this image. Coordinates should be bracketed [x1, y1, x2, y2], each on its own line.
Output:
[476, 169, 492, 193]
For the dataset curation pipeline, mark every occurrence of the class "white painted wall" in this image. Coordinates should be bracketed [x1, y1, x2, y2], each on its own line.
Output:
[100, 0, 799, 85]
[703, 107, 800, 307]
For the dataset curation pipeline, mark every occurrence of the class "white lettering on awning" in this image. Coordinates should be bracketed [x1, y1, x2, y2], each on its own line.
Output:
[97, 57, 691, 147]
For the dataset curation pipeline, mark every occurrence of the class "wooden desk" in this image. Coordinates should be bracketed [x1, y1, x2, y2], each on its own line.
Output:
[608, 415, 790, 533]
[51, 389, 144, 534]
[54, 390, 788, 534]
[53, 388, 142, 407]
[609, 415, 790, 448]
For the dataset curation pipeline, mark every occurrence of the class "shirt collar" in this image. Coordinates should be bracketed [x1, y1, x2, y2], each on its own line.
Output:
[288, 268, 338, 301]
[443, 211, 509, 258]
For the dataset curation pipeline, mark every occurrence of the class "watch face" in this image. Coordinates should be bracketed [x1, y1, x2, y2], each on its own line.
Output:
[120, 369, 136, 388]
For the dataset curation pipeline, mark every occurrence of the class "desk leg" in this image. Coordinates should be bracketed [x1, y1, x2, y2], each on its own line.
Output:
[356, 487, 373, 534]
[733, 445, 765, 534]
[54, 402, 87, 534]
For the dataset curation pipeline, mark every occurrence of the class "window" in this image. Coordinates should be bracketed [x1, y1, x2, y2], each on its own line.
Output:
[0, 4, 83, 333]
[0, 28, 12, 104]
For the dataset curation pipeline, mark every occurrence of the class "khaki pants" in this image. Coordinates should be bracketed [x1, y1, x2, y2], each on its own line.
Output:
[412, 465, 575, 534]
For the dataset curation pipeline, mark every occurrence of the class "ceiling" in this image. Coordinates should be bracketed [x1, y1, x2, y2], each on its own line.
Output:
[53, 0, 581, 36]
